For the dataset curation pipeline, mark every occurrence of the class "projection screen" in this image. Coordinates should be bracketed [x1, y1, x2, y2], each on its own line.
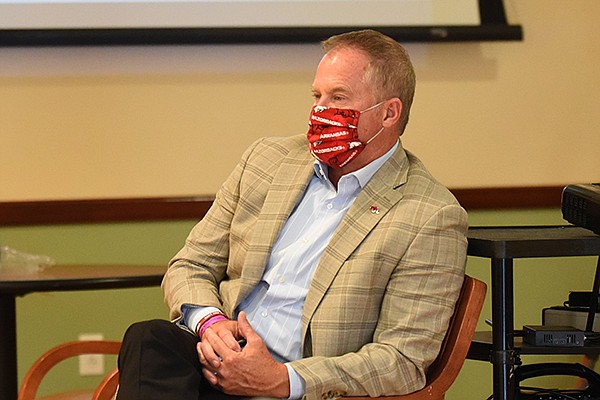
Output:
[0, 0, 522, 45]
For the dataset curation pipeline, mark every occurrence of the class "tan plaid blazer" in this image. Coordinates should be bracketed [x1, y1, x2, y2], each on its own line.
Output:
[162, 135, 468, 400]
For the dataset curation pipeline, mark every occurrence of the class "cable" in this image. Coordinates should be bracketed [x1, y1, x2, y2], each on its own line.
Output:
[518, 385, 590, 400]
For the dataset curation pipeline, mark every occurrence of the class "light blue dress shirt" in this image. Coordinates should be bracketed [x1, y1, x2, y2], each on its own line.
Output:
[183, 141, 398, 399]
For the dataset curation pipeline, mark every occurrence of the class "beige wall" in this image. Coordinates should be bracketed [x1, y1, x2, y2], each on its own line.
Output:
[1, 0, 599, 202]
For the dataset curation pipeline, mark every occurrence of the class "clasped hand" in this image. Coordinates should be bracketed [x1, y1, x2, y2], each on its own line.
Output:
[197, 311, 290, 398]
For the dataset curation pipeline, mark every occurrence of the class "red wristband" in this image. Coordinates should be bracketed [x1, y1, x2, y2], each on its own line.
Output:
[195, 311, 226, 337]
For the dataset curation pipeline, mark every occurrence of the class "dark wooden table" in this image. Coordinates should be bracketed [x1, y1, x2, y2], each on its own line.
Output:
[0, 264, 166, 400]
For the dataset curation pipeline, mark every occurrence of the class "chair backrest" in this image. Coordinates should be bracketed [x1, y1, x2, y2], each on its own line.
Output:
[414, 275, 487, 399]
[93, 368, 119, 400]
[18, 340, 122, 400]
[340, 274, 487, 400]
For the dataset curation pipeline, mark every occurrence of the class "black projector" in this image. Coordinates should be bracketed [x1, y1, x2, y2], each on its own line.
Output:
[562, 184, 600, 235]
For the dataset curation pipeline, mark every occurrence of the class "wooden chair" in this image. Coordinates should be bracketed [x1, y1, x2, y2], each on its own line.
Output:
[341, 274, 487, 400]
[24, 276, 485, 400]
[18, 340, 121, 400]
[93, 367, 119, 400]
[95, 275, 486, 400]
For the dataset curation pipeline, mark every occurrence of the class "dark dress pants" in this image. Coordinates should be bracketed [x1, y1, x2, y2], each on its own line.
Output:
[116, 319, 238, 400]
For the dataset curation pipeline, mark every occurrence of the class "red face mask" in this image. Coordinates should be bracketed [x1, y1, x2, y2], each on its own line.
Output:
[306, 102, 384, 169]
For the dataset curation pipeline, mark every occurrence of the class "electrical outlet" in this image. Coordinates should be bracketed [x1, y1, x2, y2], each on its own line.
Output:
[78, 333, 104, 376]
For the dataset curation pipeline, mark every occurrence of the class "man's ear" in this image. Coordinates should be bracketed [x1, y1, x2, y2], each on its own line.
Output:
[382, 97, 403, 128]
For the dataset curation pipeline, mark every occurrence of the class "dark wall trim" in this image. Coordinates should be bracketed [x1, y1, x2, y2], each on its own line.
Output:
[452, 186, 564, 210]
[0, 186, 564, 227]
[0, 196, 214, 226]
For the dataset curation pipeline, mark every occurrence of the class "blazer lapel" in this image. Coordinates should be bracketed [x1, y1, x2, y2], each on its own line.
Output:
[235, 146, 314, 305]
[301, 146, 410, 338]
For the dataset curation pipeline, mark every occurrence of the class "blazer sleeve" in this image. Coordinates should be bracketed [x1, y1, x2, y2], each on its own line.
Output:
[161, 138, 264, 320]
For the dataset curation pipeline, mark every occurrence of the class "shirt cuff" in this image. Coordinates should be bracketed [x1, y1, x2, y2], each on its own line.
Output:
[285, 363, 306, 400]
[180, 305, 222, 335]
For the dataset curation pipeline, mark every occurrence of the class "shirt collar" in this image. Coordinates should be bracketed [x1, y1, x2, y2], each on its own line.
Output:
[313, 140, 399, 188]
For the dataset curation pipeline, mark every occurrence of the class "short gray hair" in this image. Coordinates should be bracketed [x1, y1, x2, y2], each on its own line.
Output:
[322, 29, 416, 134]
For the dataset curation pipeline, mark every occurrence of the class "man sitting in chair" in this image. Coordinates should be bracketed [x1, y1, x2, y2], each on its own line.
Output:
[116, 29, 468, 400]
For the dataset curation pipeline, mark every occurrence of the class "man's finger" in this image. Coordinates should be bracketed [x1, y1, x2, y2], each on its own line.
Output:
[204, 328, 236, 363]
[202, 366, 219, 385]
[236, 311, 256, 342]
[199, 332, 222, 368]
[217, 329, 243, 352]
